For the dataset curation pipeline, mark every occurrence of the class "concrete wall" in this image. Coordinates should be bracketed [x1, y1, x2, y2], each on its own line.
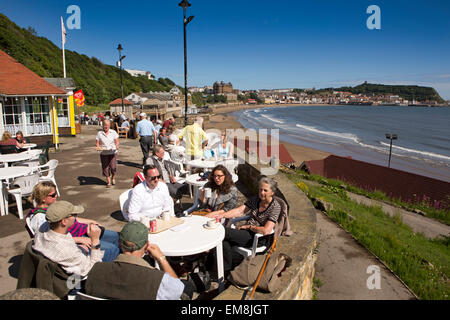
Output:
[215, 161, 318, 300]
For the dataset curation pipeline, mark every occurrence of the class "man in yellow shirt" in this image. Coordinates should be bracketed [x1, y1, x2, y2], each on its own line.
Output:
[177, 116, 208, 160]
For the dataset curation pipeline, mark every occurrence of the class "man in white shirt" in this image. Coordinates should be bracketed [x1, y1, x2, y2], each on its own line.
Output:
[127, 165, 175, 222]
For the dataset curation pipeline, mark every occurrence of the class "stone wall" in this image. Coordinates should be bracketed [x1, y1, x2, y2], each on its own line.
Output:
[215, 161, 318, 300]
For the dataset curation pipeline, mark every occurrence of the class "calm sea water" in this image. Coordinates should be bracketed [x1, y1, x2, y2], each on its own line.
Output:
[233, 105, 450, 182]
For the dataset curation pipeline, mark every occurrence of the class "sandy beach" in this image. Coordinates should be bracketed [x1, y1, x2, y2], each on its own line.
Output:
[205, 104, 331, 167]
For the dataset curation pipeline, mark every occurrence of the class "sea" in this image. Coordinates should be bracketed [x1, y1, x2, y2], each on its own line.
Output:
[233, 105, 450, 182]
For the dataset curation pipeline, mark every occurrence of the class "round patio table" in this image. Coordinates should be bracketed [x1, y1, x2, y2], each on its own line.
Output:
[148, 215, 225, 291]
[187, 159, 218, 170]
[0, 149, 42, 167]
[22, 143, 37, 151]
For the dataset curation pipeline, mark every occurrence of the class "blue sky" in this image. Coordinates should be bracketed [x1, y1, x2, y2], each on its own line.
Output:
[1, 0, 450, 99]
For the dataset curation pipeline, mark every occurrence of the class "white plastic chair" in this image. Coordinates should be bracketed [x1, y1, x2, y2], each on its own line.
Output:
[183, 186, 203, 216]
[7, 173, 40, 219]
[25, 215, 35, 237]
[12, 152, 42, 168]
[37, 159, 60, 196]
[119, 189, 133, 221]
[230, 215, 274, 258]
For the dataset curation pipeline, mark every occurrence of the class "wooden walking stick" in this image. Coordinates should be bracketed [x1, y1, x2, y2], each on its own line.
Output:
[247, 237, 277, 300]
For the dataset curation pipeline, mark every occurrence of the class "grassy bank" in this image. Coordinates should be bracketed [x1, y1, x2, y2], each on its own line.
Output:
[295, 172, 450, 226]
[286, 171, 450, 300]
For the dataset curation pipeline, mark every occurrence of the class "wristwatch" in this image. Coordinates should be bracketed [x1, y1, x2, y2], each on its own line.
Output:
[92, 243, 101, 250]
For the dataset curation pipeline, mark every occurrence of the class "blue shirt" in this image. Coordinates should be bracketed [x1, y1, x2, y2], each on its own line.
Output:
[136, 119, 156, 137]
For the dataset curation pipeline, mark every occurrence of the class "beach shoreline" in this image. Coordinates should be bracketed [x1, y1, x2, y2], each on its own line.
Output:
[205, 104, 331, 167]
[204, 103, 450, 182]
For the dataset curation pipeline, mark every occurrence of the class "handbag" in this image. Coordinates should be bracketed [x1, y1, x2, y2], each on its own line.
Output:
[229, 252, 292, 293]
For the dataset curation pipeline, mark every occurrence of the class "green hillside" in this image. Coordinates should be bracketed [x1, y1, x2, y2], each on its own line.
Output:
[309, 82, 445, 103]
[0, 13, 175, 105]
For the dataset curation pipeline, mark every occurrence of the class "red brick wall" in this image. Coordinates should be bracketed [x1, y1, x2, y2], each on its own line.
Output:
[309, 155, 450, 209]
[27, 135, 53, 146]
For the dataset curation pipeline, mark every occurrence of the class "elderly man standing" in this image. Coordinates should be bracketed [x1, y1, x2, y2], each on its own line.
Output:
[32, 201, 108, 278]
[84, 221, 194, 300]
[177, 116, 208, 161]
[128, 165, 175, 222]
[136, 113, 157, 165]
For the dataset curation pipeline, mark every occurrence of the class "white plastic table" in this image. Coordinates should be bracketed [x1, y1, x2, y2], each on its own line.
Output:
[0, 149, 42, 167]
[0, 166, 36, 217]
[148, 215, 225, 291]
[187, 159, 218, 170]
[22, 143, 37, 150]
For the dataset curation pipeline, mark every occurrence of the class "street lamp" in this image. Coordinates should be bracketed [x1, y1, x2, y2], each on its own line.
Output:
[117, 44, 126, 113]
[385, 133, 398, 168]
[179, 0, 194, 126]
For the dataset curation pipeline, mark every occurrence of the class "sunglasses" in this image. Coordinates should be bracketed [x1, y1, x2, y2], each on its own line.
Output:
[47, 193, 57, 198]
[213, 174, 225, 178]
[148, 175, 162, 181]
[67, 214, 78, 218]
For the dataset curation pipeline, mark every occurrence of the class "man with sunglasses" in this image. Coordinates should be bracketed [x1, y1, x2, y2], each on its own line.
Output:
[32, 201, 104, 278]
[127, 165, 175, 223]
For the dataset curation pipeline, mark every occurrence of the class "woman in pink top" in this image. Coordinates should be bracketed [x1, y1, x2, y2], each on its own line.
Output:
[0, 131, 24, 150]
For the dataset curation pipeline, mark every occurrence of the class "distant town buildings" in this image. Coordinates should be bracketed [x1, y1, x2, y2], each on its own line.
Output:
[125, 69, 155, 80]
[124, 86, 193, 121]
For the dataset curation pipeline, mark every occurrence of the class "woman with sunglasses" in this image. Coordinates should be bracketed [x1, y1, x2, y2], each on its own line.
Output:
[27, 181, 120, 261]
[201, 165, 238, 218]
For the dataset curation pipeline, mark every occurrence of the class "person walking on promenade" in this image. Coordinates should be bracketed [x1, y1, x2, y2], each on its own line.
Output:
[136, 113, 157, 165]
[95, 119, 119, 188]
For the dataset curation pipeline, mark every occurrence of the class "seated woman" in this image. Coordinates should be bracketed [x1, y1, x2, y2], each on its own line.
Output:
[199, 165, 238, 217]
[26, 181, 120, 262]
[214, 131, 234, 160]
[0, 131, 24, 152]
[15, 131, 28, 144]
[208, 177, 281, 273]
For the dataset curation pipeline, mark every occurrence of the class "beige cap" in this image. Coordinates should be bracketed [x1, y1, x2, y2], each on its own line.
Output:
[45, 201, 85, 223]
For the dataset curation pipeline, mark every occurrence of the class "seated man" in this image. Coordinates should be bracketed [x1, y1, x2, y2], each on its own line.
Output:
[169, 135, 186, 163]
[121, 118, 130, 134]
[127, 165, 175, 222]
[85, 222, 193, 300]
[145, 145, 189, 210]
[32, 201, 105, 278]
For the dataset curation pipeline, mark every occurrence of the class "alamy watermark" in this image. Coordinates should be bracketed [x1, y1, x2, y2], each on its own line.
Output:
[201, 128, 281, 175]
[366, 5, 381, 30]
[366, 265, 381, 290]
[66, 5, 81, 30]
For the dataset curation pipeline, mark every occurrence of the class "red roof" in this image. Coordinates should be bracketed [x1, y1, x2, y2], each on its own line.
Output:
[0, 49, 66, 96]
[109, 98, 133, 105]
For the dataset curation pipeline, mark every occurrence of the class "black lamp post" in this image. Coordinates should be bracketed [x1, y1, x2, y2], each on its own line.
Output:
[117, 44, 126, 113]
[385, 133, 398, 168]
[179, 0, 194, 126]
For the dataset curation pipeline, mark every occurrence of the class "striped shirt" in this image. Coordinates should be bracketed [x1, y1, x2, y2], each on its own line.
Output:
[27, 207, 88, 238]
[245, 196, 281, 227]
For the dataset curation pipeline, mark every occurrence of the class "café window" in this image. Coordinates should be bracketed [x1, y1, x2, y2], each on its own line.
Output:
[24, 97, 52, 135]
[2, 97, 23, 134]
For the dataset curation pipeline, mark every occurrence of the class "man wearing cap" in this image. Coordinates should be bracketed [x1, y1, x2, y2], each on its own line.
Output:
[127, 164, 175, 222]
[84, 221, 194, 300]
[32, 201, 105, 277]
[136, 113, 157, 165]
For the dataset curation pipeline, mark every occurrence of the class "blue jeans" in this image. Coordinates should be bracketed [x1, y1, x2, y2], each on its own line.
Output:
[81, 230, 120, 262]
[99, 230, 120, 262]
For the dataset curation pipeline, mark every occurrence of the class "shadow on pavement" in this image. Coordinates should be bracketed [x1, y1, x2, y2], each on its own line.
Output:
[118, 160, 142, 169]
[77, 176, 106, 186]
[110, 210, 127, 222]
[8, 255, 22, 279]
